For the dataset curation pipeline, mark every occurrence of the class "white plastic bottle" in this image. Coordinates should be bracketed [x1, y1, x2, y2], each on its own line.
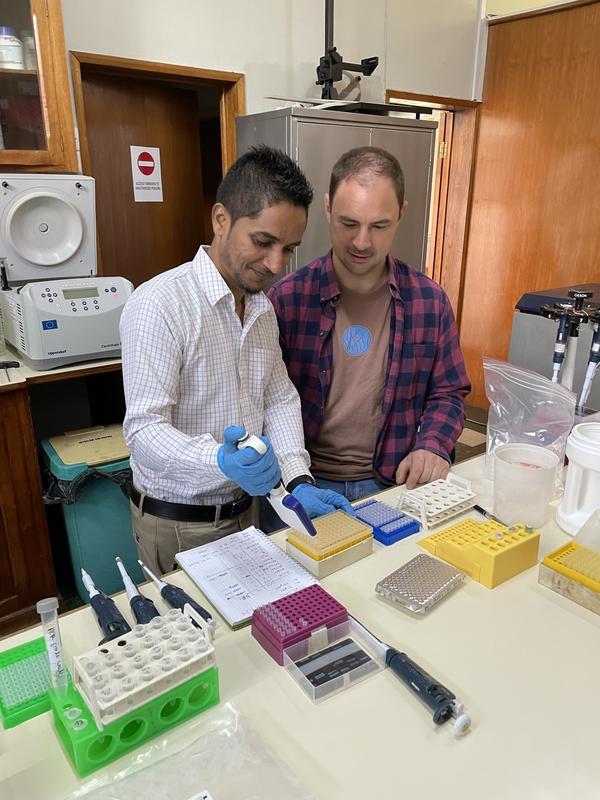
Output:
[20, 30, 36, 70]
[0, 26, 24, 70]
[556, 422, 600, 534]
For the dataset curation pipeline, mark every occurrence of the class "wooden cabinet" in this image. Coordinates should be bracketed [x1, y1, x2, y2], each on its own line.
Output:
[0, 0, 77, 172]
[0, 385, 56, 634]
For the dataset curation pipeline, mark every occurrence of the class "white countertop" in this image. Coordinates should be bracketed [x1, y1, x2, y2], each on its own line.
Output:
[0, 344, 121, 389]
[1, 455, 597, 800]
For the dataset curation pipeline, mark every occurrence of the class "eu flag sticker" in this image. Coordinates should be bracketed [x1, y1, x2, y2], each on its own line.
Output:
[42, 320, 58, 330]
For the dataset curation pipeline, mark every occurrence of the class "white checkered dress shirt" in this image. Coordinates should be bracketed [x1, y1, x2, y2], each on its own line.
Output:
[120, 246, 311, 504]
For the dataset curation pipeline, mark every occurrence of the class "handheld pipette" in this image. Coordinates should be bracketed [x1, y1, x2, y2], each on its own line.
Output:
[36, 597, 69, 697]
[237, 432, 318, 537]
[578, 323, 600, 412]
[81, 568, 132, 644]
[350, 615, 471, 736]
[138, 560, 215, 634]
[542, 289, 596, 390]
[115, 556, 161, 624]
[551, 313, 570, 383]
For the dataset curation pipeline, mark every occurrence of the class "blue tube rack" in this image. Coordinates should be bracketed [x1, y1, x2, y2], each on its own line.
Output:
[354, 499, 420, 545]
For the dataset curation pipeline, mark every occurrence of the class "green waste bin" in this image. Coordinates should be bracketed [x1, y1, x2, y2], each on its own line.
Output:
[41, 437, 143, 602]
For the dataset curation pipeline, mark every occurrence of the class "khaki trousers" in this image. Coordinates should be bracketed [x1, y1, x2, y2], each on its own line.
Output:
[130, 499, 256, 576]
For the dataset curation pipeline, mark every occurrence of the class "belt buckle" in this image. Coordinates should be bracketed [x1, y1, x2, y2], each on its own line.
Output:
[230, 495, 249, 517]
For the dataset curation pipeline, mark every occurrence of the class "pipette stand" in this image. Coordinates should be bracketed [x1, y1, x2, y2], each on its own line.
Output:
[49, 607, 219, 776]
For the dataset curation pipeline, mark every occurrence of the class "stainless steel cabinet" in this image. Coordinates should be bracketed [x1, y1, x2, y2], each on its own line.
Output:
[236, 107, 436, 273]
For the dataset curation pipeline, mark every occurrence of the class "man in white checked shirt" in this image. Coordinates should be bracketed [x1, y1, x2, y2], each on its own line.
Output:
[121, 146, 353, 575]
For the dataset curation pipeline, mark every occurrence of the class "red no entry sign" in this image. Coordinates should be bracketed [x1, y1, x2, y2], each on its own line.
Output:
[137, 152, 155, 176]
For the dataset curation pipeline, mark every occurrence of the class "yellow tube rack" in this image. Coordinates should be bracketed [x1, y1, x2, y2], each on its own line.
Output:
[419, 519, 540, 588]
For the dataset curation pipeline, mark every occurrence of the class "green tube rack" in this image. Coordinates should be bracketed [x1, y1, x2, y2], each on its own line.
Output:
[0, 637, 52, 729]
[49, 666, 219, 777]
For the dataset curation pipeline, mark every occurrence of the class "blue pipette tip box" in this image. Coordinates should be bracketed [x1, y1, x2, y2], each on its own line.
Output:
[354, 499, 420, 546]
[0, 637, 52, 728]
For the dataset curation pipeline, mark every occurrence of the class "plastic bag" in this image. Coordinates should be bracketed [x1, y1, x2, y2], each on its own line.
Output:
[483, 358, 576, 487]
[42, 466, 132, 505]
[66, 702, 315, 800]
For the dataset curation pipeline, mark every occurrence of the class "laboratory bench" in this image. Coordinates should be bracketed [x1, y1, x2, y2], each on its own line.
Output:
[1, 455, 598, 800]
[0, 348, 123, 635]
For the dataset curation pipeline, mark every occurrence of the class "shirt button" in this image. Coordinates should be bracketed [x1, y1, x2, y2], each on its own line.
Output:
[319, 331, 324, 336]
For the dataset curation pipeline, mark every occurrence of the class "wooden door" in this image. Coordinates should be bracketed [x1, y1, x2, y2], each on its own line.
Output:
[460, 3, 600, 406]
[79, 71, 219, 286]
[0, 387, 56, 634]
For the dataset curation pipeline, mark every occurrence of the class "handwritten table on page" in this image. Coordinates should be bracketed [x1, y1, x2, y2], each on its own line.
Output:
[176, 526, 316, 628]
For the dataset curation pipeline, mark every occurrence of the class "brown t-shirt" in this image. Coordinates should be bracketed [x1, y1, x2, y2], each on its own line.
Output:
[310, 282, 392, 480]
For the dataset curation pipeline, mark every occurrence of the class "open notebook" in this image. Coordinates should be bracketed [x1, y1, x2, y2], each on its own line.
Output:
[175, 526, 316, 629]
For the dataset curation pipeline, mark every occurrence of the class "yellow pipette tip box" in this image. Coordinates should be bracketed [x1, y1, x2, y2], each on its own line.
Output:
[540, 541, 600, 597]
[286, 512, 373, 578]
[288, 512, 372, 560]
[419, 519, 540, 588]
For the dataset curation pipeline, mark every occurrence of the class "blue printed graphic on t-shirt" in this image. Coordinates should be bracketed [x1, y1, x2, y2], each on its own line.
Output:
[342, 325, 372, 356]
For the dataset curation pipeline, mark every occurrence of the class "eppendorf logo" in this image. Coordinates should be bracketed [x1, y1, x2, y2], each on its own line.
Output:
[100, 342, 120, 349]
[47, 349, 67, 355]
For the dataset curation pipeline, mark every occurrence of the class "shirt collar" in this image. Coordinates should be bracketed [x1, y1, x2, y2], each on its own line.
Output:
[193, 245, 271, 314]
[320, 250, 402, 302]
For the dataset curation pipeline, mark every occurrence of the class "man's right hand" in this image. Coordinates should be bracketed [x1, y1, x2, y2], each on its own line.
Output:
[217, 425, 281, 496]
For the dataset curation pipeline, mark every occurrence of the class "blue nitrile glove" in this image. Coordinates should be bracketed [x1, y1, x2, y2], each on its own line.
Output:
[217, 425, 281, 496]
[291, 484, 356, 519]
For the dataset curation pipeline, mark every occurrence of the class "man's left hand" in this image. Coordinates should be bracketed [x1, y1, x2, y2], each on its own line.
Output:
[291, 484, 355, 519]
[395, 450, 449, 490]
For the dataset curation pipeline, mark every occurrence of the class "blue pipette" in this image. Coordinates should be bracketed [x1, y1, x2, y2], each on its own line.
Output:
[115, 556, 161, 624]
[138, 560, 215, 634]
[81, 568, 132, 644]
[350, 615, 471, 736]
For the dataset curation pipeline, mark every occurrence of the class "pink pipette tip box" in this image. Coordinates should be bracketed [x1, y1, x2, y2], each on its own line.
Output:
[251, 584, 348, 665]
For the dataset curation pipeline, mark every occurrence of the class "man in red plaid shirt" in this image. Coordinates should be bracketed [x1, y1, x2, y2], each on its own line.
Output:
[267, 146, 470, 501]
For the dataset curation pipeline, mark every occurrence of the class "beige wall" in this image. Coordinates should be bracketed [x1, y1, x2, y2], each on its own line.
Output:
[486, 0, 578, 14]
[60, 0, 484, 112]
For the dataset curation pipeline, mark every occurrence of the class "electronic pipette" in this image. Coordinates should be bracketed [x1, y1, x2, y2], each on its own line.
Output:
[115, 556, 161, 624]
[81, 568, 132, 644]
[350, 616, 471, 736]
[237, 432, 318, 537]
[138, 560, 215, 634]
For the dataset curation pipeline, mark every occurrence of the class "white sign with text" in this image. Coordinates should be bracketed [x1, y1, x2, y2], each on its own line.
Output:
[130, 145, 163, 202]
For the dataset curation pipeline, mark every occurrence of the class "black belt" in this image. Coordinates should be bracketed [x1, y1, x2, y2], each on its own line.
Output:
[130, 487, 252, 523]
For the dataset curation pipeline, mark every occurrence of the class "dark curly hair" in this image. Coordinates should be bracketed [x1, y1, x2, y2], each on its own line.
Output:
[216, 145, 313, 224]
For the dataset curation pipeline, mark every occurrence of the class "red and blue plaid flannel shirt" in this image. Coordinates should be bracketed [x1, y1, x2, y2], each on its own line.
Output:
[267, 252, 471, 484]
